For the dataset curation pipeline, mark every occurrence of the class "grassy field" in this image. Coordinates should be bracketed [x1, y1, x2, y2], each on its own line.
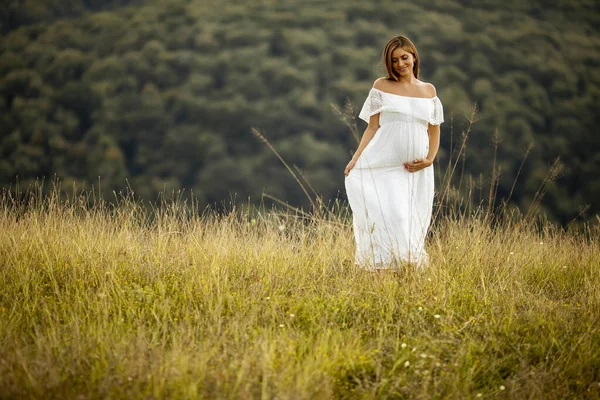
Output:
[0, 186, 599, 399]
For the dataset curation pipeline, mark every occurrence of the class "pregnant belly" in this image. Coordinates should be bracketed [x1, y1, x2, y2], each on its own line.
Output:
[355, 122, 429, 169]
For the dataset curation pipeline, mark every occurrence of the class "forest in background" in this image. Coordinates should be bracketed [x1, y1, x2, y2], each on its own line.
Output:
[1, 0, 598, 223]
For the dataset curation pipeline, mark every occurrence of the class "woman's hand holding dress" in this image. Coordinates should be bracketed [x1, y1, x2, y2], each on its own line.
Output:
[344, 159, 357, 176]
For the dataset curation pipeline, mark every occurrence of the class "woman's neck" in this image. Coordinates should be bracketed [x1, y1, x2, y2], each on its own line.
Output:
[396, 75, 415, 85]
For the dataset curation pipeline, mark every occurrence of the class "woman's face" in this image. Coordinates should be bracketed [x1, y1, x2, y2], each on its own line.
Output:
[391, 47, 415, 78]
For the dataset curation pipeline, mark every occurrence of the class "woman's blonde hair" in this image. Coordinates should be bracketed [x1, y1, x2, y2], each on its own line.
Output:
[383, 35, 419, 80]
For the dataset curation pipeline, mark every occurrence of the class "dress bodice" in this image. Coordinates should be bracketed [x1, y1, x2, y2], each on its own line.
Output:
[379, 111, 428, 127]
[358, 87, 444, 126]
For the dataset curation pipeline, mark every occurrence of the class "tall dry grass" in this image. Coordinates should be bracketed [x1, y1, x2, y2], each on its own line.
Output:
[0, 177, 598, 399]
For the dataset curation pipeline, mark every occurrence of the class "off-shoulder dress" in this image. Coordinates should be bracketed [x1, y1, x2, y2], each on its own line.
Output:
[345, 87, 444, 269]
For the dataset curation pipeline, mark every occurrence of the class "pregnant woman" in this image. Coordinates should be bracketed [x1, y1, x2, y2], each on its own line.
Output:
[344, 35, 444, 270]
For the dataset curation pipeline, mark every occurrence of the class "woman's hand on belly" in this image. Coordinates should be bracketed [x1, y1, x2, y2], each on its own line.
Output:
[404, 158, 432, 173]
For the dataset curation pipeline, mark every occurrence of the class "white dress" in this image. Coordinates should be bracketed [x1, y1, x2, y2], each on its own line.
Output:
[345, 87, 444, 269]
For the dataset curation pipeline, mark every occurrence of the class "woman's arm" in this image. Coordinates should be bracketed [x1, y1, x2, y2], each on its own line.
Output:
[344, 113, 380, 176]
[426, 123, 440, 162]
[403, 123, 440, 173]
[404, 83, 441, 173]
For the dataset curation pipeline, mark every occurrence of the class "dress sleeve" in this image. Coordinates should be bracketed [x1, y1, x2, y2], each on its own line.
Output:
[429, 96, 444, 125]
[358, 88, 384, 123]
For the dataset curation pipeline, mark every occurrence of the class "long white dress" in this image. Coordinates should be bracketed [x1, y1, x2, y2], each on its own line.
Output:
[345, 87, 444, 269]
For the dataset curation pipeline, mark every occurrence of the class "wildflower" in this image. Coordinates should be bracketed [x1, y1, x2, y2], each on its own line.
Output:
[418, 306, 423, 311]
[420, 353, 427, 358]
[562, 265, 567, 269]
[265, 296, 271, 300]
[404, 361, 410, 367]
[279, 324, 284, 328]
[401, 343, 407, 348]
[509, 252, 514, 255]
[289, 314, 295, 317]
[434, 314, 441, 319]
[278, 224, 285, 232]
[539, 241, 544, 245]
[500, 385, 505, 390]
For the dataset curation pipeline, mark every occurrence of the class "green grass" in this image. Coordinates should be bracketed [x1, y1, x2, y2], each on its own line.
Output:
[0, 187, 599, 399]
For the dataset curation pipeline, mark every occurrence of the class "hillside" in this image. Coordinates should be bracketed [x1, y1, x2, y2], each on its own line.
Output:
[1, 0, 598, 222]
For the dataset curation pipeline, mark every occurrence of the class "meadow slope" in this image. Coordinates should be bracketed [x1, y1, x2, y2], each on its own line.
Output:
[0, 189, 599, 399]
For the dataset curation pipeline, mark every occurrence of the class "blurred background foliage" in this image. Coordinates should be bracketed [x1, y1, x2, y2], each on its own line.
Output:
[0, 0, 598, 222]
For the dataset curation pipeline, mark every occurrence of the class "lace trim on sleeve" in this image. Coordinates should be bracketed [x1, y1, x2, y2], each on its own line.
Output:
[430, 96, 444, 125]
[358, 88, 384, 123]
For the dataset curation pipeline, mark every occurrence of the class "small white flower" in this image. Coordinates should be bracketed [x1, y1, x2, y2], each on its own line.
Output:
[289, 314, 295, 317]
[278, 224, 285, 232]
[500, 385, 506, 390]
[476, 393, 482, 398]
[265, 296, 271, 300]
[418, 306, 423, 311]
[562, 265, 567, 269]
[279, 324, 284, 328]
[404, 361, 410, 367]
[420, 353, 427, 358]
[539, 241, 544, 245]
[401, 343, 407, 348]
[509, 252, 514, 255]
[427, 278, 431, 282]
[434, 314, 441, 319]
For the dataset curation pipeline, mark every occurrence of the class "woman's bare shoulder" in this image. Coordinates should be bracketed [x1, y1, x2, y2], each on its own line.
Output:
[417, 80, 437, 97]
[373, 77, 389, 90]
